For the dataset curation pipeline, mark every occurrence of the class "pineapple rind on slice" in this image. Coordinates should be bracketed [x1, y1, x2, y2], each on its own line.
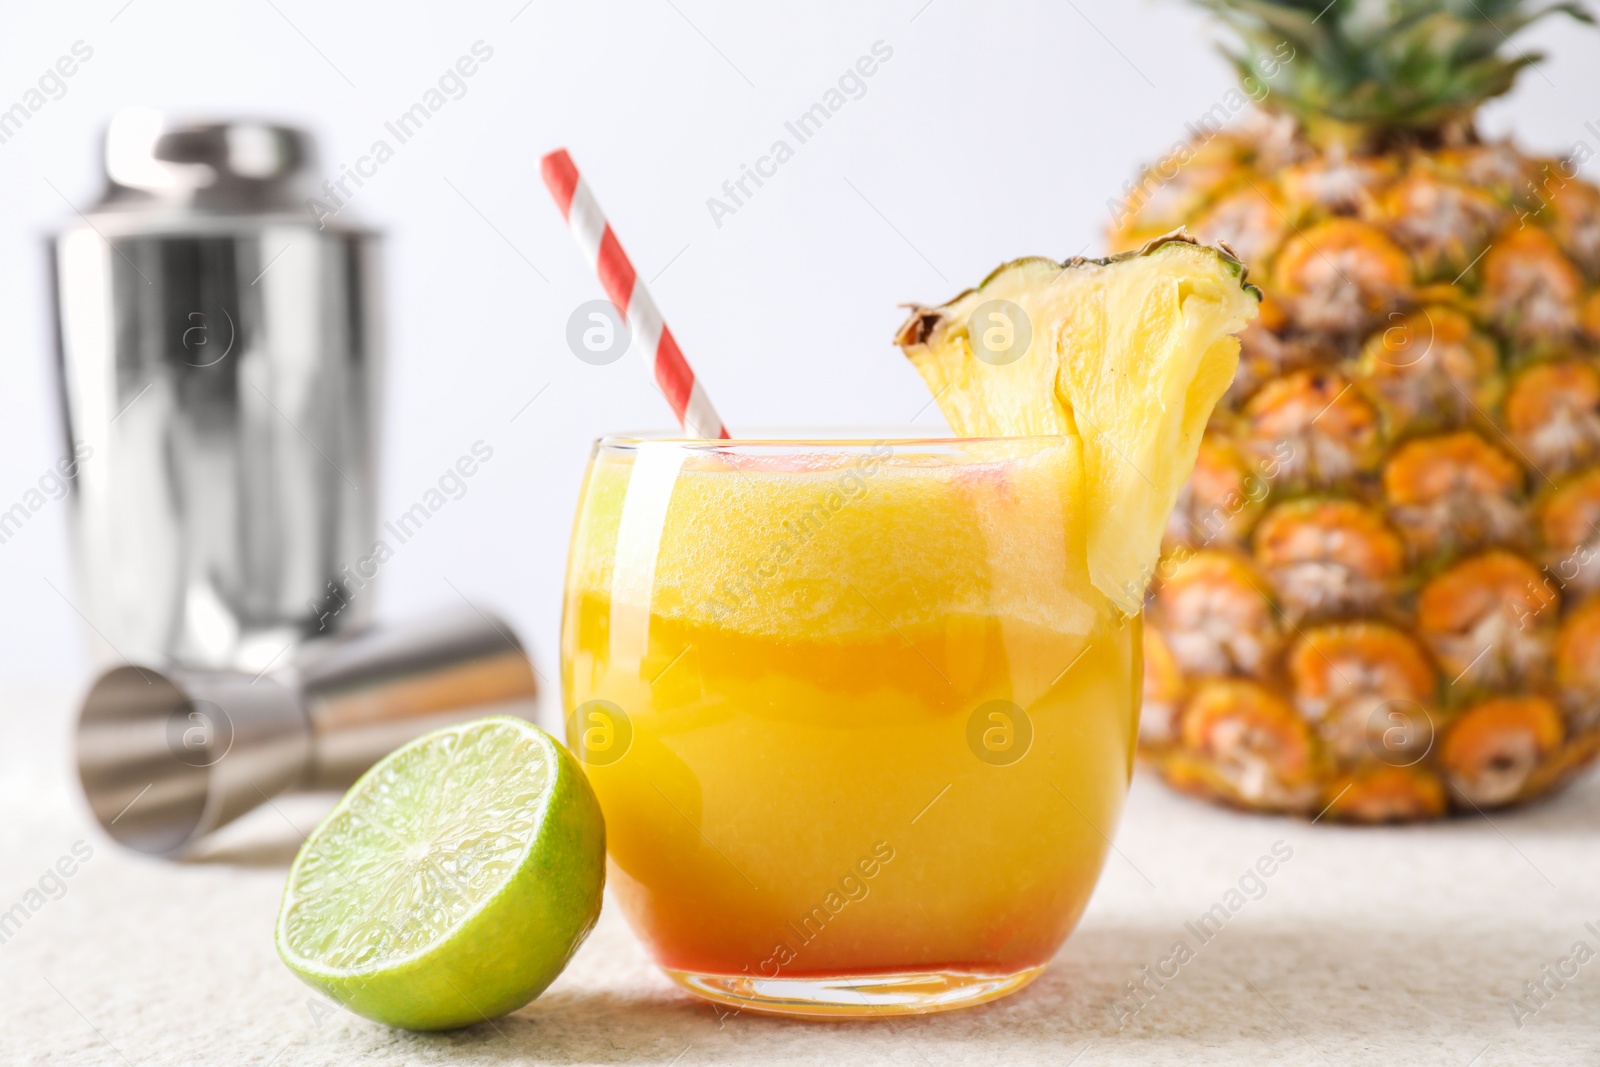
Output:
[896, 233, 1261, 615]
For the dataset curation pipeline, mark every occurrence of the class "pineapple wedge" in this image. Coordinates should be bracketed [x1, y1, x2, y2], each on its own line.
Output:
[896, 233, 1260, 614]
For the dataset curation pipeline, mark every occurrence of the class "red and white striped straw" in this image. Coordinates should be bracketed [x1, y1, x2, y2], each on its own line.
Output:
[541, 148, 730, 440]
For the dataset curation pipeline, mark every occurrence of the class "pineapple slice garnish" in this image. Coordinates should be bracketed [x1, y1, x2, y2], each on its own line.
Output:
[896, 232, 1260, 615]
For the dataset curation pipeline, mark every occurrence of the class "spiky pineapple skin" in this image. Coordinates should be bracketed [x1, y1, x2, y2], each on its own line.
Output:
[1115, 113, 1600, 821]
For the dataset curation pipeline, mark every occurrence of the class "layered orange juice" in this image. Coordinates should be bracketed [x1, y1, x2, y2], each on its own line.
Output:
[561, 435, 1139, 1014]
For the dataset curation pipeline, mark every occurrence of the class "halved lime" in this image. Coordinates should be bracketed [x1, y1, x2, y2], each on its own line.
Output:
[275, 716, 606, 1031]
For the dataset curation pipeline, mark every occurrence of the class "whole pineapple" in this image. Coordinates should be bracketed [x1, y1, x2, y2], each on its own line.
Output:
[1114, 0, 1600, 821]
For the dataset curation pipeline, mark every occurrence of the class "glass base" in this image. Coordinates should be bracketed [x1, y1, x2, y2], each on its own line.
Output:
[663, 964, 1047, 1019]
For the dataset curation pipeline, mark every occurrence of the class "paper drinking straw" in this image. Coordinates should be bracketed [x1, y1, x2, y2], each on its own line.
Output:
[541, 148, 730, 440]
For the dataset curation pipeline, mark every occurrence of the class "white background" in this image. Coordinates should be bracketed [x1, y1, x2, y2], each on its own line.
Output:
[2, 0, 1598, 705]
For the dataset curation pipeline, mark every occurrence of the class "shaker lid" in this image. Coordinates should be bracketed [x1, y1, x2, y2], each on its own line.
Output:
[99, 106, 314, 212]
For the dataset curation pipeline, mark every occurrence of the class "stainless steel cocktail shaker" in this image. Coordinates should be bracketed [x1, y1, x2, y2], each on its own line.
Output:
[50, 108, 382, 671]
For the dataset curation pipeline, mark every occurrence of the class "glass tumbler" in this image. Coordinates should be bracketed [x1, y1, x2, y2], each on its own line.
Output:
[561, 433, 1139, 1017]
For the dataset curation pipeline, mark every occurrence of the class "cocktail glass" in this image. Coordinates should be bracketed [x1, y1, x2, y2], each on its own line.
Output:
[561, 432, 1139, 1017]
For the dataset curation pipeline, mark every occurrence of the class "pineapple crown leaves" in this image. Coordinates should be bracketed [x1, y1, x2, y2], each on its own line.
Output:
[1194, 0, 1594, 138]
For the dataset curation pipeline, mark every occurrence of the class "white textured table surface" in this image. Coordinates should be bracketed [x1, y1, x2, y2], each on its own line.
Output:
[3, 686, 1598, 1066]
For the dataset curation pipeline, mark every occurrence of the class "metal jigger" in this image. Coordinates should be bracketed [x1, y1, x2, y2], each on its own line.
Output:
[75, 607, 539, 857]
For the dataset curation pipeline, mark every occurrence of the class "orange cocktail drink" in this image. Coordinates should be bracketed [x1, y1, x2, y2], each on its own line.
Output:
[561, 433, 1139, 1017]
